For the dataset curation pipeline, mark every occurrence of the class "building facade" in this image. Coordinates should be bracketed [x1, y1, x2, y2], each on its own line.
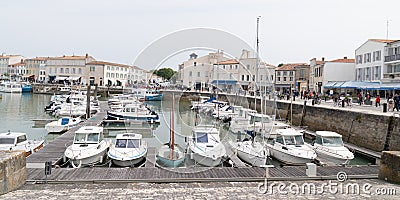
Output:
[46, 54, 95, 84]
[275, 63, 307, 94]
[0, 54, 25, 79]
[25, 57, 47, 82]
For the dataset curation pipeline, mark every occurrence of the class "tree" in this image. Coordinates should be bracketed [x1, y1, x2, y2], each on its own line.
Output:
[153, 68, 176, 81]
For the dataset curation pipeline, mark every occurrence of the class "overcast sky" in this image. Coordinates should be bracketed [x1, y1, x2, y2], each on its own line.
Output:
[1, 0, 399, 70]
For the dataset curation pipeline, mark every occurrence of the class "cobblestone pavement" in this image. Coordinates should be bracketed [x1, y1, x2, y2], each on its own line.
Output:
[2, 179, 399, 200]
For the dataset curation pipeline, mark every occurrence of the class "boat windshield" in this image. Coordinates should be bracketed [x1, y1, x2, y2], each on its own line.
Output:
[322, 136, 343, 147]
[127, 139, 140, 148]
[196, 133, 208, 143]
[116, 139, 140, 148]
[74, 133, 99, 144]
[0, 138, 15, 144]
[283, 135, 304, 145]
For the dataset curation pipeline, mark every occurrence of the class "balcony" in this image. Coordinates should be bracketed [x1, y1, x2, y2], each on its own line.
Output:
[383, 72, 400, 79]
[384, 54, 400, 62]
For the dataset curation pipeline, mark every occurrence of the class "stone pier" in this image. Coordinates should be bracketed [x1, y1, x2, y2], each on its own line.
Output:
[0, 151, 26, 195]
[379, 151, 400, 183]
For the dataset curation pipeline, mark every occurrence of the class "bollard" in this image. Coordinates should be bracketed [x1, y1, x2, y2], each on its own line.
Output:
[312, 99, 315, 105]
[342, 99, 345, 107]
[383, 103, 387, 113]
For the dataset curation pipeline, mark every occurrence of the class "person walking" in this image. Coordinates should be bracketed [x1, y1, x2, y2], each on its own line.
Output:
[395, 94, 400, 112]
[389, 96, 395, 111]
[375, 95, 381, 107]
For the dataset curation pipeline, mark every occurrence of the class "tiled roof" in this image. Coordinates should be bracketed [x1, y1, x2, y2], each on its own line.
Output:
[87, 61, 132, 68]
[216, 59, 239, 65]
[9, 62, 25, 66]
[26, 57, 47, 61]
[276, 63, 308, 70]
[329, 58, 355, 63]
[316, 61, 325, 65]
[369, 39, 399, 43]
[0, 55, 21, 59]
[48, 55, 93, 60]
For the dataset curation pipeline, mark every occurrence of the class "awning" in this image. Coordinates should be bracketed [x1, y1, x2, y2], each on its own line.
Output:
[357, 82, 380, 90]
[55, 76, 68, 81]
[211, 80, 238, 85]
[324, 81, 338, 88]
[22, 74, 35, 78]
[67, 76, 81, 81]
[331, 81, 345, 88]
[380, 83, 400, 90]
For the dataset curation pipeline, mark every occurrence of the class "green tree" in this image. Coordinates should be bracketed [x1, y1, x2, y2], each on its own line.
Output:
[153, 68, 176, 80]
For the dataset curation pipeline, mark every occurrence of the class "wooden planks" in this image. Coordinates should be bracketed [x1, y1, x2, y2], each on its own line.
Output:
[26, 165, 379, 182]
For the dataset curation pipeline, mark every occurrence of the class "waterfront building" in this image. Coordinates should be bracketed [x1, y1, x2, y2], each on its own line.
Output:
[275, 63, 307, 94]
[310, 57, 355, 93]
[0, 54, 25, 79]
[25, 57, 47, 82]
[355, 39, 400, 85]
[178, 51, 228, 90]
[46, 54, 95, 84]
[294, 63, 310, 93]
[8, 60, 26, 82]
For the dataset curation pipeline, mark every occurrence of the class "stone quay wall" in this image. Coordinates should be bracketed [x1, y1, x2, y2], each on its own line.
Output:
[220, 94, 400, 152]
[0, 151, 26, 195]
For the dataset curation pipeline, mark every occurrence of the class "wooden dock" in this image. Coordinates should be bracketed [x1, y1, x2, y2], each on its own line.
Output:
[26, 105, 107, 168]
[26, 165, 379, 183]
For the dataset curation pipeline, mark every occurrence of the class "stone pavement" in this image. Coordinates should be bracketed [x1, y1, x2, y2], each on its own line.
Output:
[2, 179, 399, 199]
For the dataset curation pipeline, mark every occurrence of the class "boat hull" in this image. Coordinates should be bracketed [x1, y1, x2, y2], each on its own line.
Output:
[111, 156, 145, 167]
[68, 148, 108, 167]
[145, 94, 163, 101]
[315, 151, 352, 165]
[192, 152, 223, 167]
[268, 147, 314, 165]
[156, 155, 185, 168]
[234, 143, 267, 167]
[156, 145, 185, 168]
[107, 112, 160, 123]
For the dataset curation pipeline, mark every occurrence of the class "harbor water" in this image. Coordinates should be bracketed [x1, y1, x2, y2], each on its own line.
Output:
[0, 93, 374, 167]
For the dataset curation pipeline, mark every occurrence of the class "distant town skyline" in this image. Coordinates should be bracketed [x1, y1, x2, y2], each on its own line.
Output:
[1, 0, 399, 70]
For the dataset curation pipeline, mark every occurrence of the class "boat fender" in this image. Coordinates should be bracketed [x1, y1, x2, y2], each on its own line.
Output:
[99, 156, 103, 163]
[63, 155, 66, 163]
[71, 160, 82, 168]
[190, 152, 193, 160]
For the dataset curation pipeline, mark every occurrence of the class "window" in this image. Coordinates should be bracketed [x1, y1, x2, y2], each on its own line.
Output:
[276, 136, 284, 144]
[364, 53, 371, 63]
[373, 51, 381, 61]
[277, 77, 281, 81]
[260, 75, 263, 81]
[252, 75, 255, 81]
[189, 71, 192, 77]
[60, 68, 64, 73]
[107, 66, 110, 70]
[72, 68, 76, 74]
[197, 72, 200, 77]
[283, 77, 286, 81]
[356, 55, 363, 64]
[90, 66, 95, 72]
[116, 73, 119, 78]
[247, 65, 250, 69]
[283, 71, 287, 76]
[241, 75, 244, 81]
[79, 68, 82, 74]
[277, 71, 281, 76]
[375, 66, 381, 79]
[300, 69, 305, 78]
[196, 133, 208, 143]
[65, 68, 69, 74]
[246, 75, 249, 81]
[17, 135, 27, 144]
[289, 77, 293, 81]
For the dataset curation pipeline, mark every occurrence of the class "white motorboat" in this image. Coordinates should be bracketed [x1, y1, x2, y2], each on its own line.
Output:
[247, 113, 290, 135]
[45, 116, 82, 133]
[190, 96, 215, 110]
[107, 133, 147, 167]
[0, 131, 44, 157]
[64, 126, 111, 168]
[2, 82, 22, 93]
[187, 125, 226, 167]
[230, 138, 268, 167]
[266, 128, 317, 165]
[312, 131, 354, 165]
[107, 103, 160, 123]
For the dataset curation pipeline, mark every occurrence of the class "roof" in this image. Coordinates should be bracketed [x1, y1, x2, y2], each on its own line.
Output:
[87, 61, 133, 68]
[275, 128, 303, 136]
[369, 39, 399, 43]
[26, 57, 47, 61]
[315, 131, 342, 137]
[48, 55, 94, 60]
[0, 55, 22, 59]
[329, 58, 355, 63]
[75, 126, 103, 134]
[315, 61, 325, 65]
[9, 62, 25, 66]
[276, 63, 308, 71]
[215, 59, 240, 65]
[116, 133, 142, 140]
[0, 131, 26, 138]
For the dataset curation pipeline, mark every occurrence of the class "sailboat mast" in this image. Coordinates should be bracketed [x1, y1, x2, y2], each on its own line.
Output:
[170, 93, 175, 160]
[253, 16, 260, 139]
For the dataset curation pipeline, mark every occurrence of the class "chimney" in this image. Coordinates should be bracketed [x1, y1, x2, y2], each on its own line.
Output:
[86, 53, 88, 58]
[344, 56, 347, 59]
[322, 57, 325, 61]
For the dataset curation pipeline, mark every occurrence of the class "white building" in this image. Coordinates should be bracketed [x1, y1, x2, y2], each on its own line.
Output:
[8, 61, 26, 81]
[25, 57, 47, 82]
[46, 54, 95, 84]
[323, 57, 355, 91]
[354, 39, 394, 82]
[178, 51, 228, 90]
[0, 54, 25, 78]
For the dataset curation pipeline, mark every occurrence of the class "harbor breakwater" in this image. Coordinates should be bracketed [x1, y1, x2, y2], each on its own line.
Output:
[162, 91, 400, 153]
